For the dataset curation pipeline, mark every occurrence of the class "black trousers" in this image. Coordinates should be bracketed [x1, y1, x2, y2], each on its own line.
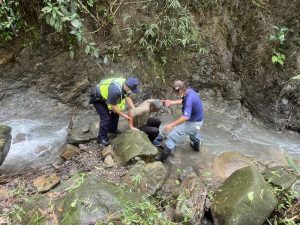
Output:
[139, 117, 161, 142]
[93, 101, 119, 140]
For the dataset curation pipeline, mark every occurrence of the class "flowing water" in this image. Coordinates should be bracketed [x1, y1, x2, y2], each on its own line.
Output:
[0, 93, 72, 174]
[1, 94, 300, 175]
[159, 106, 300, 176]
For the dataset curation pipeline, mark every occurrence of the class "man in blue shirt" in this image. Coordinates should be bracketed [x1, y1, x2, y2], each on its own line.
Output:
[156, 80, 204, 162]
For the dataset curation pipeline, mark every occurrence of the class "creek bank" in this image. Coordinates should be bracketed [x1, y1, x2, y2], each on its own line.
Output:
[1, 127, 300, 224]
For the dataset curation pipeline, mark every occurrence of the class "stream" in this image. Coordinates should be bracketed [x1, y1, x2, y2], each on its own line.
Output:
[1, 94, 300, 175]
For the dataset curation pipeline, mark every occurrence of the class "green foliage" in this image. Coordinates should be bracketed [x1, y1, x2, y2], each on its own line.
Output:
[272, 52, 286, 66]
[286, 156, 300, 175]
[269, 26, 290, 67]
[0, 0, 22, 42]
[125, 0, 200, 59]
[268, 182, 300, 225]
[41, 0, 99, 58]
[291, 74, 300, 81]
[269, 26, 289, 45]
[64, 172, 86, 192]
[120, 199, 176, 225]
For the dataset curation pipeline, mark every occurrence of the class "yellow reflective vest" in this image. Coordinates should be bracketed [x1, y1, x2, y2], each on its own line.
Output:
[98, 78, 126, 111]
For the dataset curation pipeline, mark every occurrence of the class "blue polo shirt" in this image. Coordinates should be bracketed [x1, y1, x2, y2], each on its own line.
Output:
[182, 89, 204, 122]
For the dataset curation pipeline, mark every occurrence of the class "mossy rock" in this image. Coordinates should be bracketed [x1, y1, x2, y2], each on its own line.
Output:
[112, 130, 158, 164]
[212, 166, 277, 225]
[21, 174, 139, 225]
[0, 124, 12, 166]
[262, 166, 299, 190]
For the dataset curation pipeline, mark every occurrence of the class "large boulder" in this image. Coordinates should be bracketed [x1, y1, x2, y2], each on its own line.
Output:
[211, 166, 277, 225]
[112, 130, 158, 164]
[0, 125, 12, 166]
[21, 174, 138, 225]
[122, 161, 167, 196]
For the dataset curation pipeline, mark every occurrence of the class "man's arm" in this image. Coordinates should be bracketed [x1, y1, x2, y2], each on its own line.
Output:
[162, 99, 182, 107]
[164, 116, 188, 133]
[111, 105, 131, 121]
[125, 96, 135, 109]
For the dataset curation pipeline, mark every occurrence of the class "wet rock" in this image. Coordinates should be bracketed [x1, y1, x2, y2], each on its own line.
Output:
[213, 151, 259, 178]
[61, 78, 90, 104]
[68, 112, 98, 145]
[22, 174, 139, 225]
[122, 161, 167, 196]
[262, 166, 299, 190]
[112, 130, 158, 164]
[60, 144, 81, 160]
[0, 125, 12, 166]
[212, 166, 277, 225]
[32, 174, 60, 193]
[12, 132, 26, 144]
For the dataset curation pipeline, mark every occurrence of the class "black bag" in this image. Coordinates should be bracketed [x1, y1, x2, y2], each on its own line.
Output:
[89, 86, 100, 104]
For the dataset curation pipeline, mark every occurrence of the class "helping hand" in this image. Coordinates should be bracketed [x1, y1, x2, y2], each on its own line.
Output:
[163, 124, 173, 133]
[163, 100, 172, 107]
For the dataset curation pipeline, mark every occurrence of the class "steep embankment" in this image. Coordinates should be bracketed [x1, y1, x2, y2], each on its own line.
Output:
[0, 0, 299, 131]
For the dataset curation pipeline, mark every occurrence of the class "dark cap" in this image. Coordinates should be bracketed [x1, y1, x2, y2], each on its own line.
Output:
[172, 80, 185, 92]
[151, 99, 163, 110]
[126, 77, 140, 94]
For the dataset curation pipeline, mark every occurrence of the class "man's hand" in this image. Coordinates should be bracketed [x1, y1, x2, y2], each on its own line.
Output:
[163, 124, 174, 133]
[123, 114, 131, 121]
[162, 100, 172, 107]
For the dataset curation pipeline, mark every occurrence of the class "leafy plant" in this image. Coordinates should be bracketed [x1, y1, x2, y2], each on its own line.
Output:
[269, 26, 290, 67]
[125, 0, 200, 59]
[272, 52, 286, 66]
[269, 26, 289, 45]
[291, 74, 300, 81]
[0, 0, 22, 42]
[41, 0, 99, 58]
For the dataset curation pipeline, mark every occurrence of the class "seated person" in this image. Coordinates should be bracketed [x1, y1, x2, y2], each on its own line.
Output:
[128, 99, 163, 145]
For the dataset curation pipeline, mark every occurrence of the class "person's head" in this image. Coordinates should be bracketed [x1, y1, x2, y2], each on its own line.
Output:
[125, 77, 140, 94]
[150, 99, 163, 112]
[172, 80, 186, 97]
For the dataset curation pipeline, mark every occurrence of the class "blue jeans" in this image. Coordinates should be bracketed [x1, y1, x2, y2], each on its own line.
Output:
[165, 121, 203, 150]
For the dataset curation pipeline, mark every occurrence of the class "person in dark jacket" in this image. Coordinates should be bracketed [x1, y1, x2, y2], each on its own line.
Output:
[89, 77, 140, 146]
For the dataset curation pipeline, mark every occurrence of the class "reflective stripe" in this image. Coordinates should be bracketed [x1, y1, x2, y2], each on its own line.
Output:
[98, 78, 126, 111]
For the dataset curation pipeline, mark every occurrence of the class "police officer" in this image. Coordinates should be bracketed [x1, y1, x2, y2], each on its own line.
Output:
[90, 77, 140, 146]
[156, 80, 204, 161]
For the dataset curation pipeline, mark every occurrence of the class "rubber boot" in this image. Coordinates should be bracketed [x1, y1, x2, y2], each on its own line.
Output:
[155, 147, 172, 162]
[189, 134, 200, 151]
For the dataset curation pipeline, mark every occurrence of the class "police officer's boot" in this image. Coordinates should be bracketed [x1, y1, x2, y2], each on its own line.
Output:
[155, 147, 172, 162]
